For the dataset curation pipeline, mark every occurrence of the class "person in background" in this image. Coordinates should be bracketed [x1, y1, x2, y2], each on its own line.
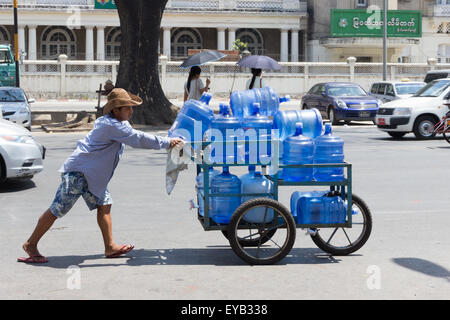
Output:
[246, 68, 266, 90]
[184, 66, 210, 102]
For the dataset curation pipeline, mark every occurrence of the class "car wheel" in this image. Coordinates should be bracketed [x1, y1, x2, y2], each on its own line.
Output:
[302, 104, 308, 110]
[387, 132, 407, 139]
[0, 155, 6, 183]
[413, 116, 437, 140]
[328, 107, 340, 125]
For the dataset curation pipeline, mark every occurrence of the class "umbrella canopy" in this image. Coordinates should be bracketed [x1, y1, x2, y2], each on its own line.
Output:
[237, 55, 281, 70]
[180, 50, 226, 68]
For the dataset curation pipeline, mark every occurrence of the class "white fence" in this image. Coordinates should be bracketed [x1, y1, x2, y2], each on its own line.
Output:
[19, 55, 449, 99]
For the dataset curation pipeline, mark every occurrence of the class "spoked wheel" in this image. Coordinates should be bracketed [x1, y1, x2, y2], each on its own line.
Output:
[227, 198, 296, 265]
[310, 194, 372, 256]
[443, 129, 450, 144]
[221, 229, 277, 247]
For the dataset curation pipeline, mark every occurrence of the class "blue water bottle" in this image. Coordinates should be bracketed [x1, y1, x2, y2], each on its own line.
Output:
[210, 166, 241, 224]
[196, 167, 221, 217]
[313, 123, 345, 182]
[242, 103, 272, 164]
[282, 123, 314, 181]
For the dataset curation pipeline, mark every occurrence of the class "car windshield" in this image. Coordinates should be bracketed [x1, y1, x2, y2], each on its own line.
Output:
[413, 80, 450, 97]
[0, 50, 12, 64]
[327, 85, 367, 97]
[0, 89, 26, 102]
[395, 83, 426, 95]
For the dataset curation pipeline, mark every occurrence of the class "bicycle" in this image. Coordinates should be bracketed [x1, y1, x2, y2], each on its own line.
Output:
[429, 104, 450, 144]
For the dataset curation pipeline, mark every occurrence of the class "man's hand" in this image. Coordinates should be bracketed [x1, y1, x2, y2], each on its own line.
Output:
[206, 78, 211, 87]
[170, 137, 184, 148]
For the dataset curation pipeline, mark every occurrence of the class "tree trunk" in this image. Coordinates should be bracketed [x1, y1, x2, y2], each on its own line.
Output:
[115, 0, 177, 125]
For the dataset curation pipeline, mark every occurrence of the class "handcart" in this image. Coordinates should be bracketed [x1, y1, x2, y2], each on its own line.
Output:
[191, 140, 372, 265]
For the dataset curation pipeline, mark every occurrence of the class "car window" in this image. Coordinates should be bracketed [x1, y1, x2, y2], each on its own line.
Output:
[414, 79, 450, 97]
[0, 89, 26, 102]
[377, 84, 386, 95]
[395, 83, 426, 95]
[386, 84, 395, 96]
[327, 85, 367, 97]
[424, 72, 449, 83]
[318, 85, 326, 94]
[0, 50, 12, 64]
[370, 84, 379, 94]
[309, 85, 319, 95]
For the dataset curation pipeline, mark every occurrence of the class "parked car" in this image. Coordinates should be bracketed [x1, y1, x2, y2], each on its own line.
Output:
[370, 80, 426, 103]
[375, 78, 450, 139]
[424, 69, 450, 83]
[301, 82, 382, 124]
[0, 87, 34, 131]
[0, 118, 45, 182]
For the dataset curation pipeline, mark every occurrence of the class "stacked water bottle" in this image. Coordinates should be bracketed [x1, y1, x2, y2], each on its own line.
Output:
[168, 87, 348, 225]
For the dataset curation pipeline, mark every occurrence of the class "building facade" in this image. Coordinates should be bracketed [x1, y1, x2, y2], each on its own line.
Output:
[0, 0, 308, 62]
[307, 0, 450, 63]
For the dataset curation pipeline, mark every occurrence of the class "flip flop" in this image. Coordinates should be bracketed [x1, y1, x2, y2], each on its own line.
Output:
[106, 244, 134, 258]
[17, 255, 48, 264]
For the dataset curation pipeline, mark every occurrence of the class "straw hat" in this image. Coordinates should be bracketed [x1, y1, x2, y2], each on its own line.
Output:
[103, 88, 143, 115]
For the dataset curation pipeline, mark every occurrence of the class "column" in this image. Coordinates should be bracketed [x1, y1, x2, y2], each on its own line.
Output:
[18, 25, 25, 59]
[228, 28, 236, 50]
[290, 29, 299, 62]
[96, 26, 105, 60]
[28, 25, 37, 60]
[280, 29, 288, 62]
[163, 27, 171, 60]
[85, 26, 94, 60]
[217, 28, 226, 51]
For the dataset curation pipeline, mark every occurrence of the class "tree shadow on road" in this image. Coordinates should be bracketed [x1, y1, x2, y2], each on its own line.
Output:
[392, 258, 450, 282]
[24, 247, 347, 268]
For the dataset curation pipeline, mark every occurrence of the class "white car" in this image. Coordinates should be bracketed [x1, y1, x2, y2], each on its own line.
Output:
[0, 118, 45, 182]
[376, 78, 450, 139]
[0, 87, 34, 131]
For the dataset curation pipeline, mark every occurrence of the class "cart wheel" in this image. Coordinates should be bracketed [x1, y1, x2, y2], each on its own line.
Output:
[221, 229, 277, 247]
[310, 194, 372, 256]
[227, 198, 296, 265]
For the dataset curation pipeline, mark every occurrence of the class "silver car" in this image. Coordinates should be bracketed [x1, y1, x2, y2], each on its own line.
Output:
[0, 87, 34, 131]
[0, 118, 45, 182]
[370, 81, 426, 103]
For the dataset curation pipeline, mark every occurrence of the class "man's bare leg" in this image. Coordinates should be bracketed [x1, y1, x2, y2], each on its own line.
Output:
[97, 205, 132, 257]
[22, 209, 57, 260]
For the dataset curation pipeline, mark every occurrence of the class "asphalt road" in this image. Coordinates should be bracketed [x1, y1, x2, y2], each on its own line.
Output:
[1, 124, 449, 300]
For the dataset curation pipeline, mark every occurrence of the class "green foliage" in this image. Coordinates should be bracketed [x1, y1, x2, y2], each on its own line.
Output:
[232, 38, 248, 53]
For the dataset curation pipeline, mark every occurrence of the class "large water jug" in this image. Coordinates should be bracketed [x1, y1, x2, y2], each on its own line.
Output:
[296, 192, 347, 224]
[206, 105, 243, 164]
[273, 108, 323, 141]
[169, 93, 214, 142]
[242, 103, 272, 164]
[240, 166, 274, 223]
[230, 87, 290, 119]
[210, 166, 241, 224]
[196, 167, 221, 217]
[313, 123, 345, 182]
[282, 123, 314, 181]
[290, 190, 327, 217]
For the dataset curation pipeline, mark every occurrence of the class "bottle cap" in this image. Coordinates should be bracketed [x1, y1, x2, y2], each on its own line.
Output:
[252, 103, 260, 115]
[324, 123, 332, 135]
[295, 122, 303, 136]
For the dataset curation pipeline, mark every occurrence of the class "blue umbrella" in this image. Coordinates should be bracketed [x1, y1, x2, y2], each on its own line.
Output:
[237, 55, 281, 70]
[180, 50, 226, 68]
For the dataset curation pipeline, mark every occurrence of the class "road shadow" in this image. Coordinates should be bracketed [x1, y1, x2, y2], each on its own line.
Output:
[20, 247, 347, 268]
[392, 258, 450, 282]
[0, 179, 36, 193]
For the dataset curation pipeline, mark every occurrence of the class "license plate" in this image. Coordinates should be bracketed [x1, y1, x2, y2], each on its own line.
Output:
[360, 111, 370, 117]
[378, 118, 386, 125]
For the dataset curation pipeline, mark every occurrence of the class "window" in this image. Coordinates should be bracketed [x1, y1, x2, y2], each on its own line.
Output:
[236, 28, 264, 55]
[171, 28, 202, 60]
[377, 84, 386, 95]
[356, 0, 368, 8]
[0, 26, 10, 45]
[371, 84, 379, 94]
[106, 27, 121, 60]
[386, 84, 395, 96]
[41, 26, 76, 59]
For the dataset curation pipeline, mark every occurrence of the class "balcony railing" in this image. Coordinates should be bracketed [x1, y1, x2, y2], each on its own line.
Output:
[429, 4, 450, 17]
[168, 0, 306, 12]
[0, 0, 92, 7]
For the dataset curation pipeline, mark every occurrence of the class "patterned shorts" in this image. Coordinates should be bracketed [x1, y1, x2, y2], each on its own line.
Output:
[49, 172, 113, 218]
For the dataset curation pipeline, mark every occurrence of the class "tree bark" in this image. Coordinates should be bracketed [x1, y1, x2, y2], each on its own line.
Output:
[115, 0, 177, 125]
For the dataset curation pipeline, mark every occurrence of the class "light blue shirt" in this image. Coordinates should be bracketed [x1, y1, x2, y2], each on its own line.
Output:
[60, 114, 171, 199]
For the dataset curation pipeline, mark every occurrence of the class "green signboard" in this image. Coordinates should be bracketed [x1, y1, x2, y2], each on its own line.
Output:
[330, 9, 422, 38]
[95, 0, 116, 9]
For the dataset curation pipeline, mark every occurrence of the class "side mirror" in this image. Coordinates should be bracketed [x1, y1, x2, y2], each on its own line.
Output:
[28, 98, 35, 103]
[321, 92, 326, 97]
